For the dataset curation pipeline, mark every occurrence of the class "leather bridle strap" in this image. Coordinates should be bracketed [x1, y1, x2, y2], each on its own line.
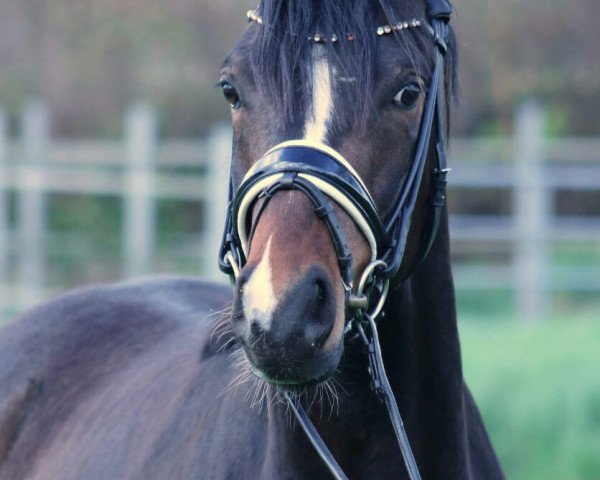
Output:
[284, 392, 350, 480]
[357, 315, 422, 480]
[287, 311, 422, 480]
[378, 20, 449, 280]
[417, 17, 451, 263]
[243, 172, 356, 290]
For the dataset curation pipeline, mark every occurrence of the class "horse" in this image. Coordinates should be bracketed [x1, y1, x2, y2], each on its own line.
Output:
[0, 1, 505, 479]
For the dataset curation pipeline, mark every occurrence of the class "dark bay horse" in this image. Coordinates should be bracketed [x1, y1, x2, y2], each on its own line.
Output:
[0, 1, 505, 478]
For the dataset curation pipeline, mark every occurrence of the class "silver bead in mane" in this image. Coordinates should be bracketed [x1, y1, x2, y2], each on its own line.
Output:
[246, 10, 431, 42]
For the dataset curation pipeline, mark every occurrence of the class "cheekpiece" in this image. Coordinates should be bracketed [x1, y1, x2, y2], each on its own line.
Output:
[246, 9, 431, 42]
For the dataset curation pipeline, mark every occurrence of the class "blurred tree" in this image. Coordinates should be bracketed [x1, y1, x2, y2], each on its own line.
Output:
[0, 0, 598, 137]
[454, 0, 600, 135]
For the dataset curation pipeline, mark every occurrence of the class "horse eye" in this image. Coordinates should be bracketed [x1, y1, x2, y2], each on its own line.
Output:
[394, 83, 421, 110]
[221, 82, 241, 109]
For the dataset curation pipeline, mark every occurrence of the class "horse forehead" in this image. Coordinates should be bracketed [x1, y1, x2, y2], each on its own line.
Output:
[303, 51, 366, 142]
[303, 50, 333, 144]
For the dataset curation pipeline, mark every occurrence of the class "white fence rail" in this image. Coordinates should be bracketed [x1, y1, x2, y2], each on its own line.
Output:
[449, 102, 600, 320]
[0, 102, 232, 313]
[0, 101, 598, 320]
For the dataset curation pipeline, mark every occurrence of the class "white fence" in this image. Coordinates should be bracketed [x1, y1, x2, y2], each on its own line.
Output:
[0, 101, 598, 320]
[0, 102, 231, 314]
[449, 102, 600, 320]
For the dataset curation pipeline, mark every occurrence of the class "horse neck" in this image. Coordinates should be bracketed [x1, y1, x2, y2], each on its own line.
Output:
[357, 211, 470, 475]
[265, 212, 470, 476]
[379, 210, 467, 443]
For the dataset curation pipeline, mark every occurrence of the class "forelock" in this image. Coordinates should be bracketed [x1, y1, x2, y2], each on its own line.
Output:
[244, 0, 457, 132]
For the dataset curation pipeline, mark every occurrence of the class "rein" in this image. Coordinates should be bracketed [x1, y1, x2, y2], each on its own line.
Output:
[218, 1, 453, 478]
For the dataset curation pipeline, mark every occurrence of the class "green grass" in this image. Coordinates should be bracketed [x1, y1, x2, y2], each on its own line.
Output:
[460, 315, 600, 480]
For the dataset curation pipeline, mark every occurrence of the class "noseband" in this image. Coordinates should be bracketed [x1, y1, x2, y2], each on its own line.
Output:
[218, 2, 453, 479]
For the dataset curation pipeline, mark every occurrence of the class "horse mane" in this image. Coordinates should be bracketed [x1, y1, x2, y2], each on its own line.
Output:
[247, 0, 458, 132]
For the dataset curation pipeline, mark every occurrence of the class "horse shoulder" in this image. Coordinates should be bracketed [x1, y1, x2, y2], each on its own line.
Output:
[0, 276, 237, 479]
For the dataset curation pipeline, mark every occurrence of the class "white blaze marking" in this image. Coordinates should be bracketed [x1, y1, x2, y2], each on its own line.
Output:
[304, 53, 332, 143]
[243, 236, 276, 331]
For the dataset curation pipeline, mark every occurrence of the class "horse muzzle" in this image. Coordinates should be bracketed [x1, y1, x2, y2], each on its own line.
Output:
[220, 140, 391, 335]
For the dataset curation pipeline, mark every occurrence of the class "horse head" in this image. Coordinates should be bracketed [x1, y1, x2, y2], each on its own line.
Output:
[219, 1, 454, 387]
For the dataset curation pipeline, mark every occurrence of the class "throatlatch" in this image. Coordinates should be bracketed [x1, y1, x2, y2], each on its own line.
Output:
[218, 1, 453, 479]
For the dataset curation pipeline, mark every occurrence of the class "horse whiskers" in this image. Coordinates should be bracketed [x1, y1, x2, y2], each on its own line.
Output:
[208, 300, 233, 321]
[209, 303, 234, 346]
[249, 332, 265, 350]
[330, 372, 348, 396]
[223, 347, 348, 420]
[210, 321, 228, 341]
[220, 349, 276, 414]
[203, 309, 232, 328]
[219, 367, 252, 399]
[216, 337, 236, 353]
[214, 323, 236, 350]
[218, 348, 251, 398]
[248, 378, 270, 412]
[228, 347, 248, 369]
[323, 379, 340, 419]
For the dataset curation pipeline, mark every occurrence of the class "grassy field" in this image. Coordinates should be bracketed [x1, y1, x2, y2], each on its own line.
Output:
[460, 314, 600, 480]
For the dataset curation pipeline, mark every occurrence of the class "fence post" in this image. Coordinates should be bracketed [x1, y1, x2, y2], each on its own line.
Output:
[123, 103, 157, 279]
[204, 125, 232, 281]
[0, 110, 8, 293]
[514, 101, 550, 321]
[17, 102, 49, 310]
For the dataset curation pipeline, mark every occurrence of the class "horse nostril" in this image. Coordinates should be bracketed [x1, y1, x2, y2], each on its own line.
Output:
[297, 270, 335, 349]
[240, 266, 337, 376]
[315, 280, 325, 303]
[310, 276, 331, 322]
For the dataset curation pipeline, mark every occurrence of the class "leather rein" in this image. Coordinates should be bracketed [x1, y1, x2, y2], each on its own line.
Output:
[218, 2, 453, 479]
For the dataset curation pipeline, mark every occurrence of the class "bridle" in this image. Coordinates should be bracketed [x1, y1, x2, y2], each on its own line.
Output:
[218, 1, 453, 479]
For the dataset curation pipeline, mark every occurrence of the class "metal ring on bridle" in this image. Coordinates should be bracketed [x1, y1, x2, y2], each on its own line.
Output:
[350, 259, 390, 321]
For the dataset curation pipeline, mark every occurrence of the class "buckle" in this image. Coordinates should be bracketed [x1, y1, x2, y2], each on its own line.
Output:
[351, 260, 390, 323]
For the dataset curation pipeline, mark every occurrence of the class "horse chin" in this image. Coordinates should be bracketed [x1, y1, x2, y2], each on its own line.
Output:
[245, 342, 343, 389]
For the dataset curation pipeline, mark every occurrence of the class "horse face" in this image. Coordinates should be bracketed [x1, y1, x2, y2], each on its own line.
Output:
[221, 11, 434, 386]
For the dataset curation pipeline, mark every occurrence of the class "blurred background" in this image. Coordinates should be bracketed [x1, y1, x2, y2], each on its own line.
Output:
[0, 1, 598, 478]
